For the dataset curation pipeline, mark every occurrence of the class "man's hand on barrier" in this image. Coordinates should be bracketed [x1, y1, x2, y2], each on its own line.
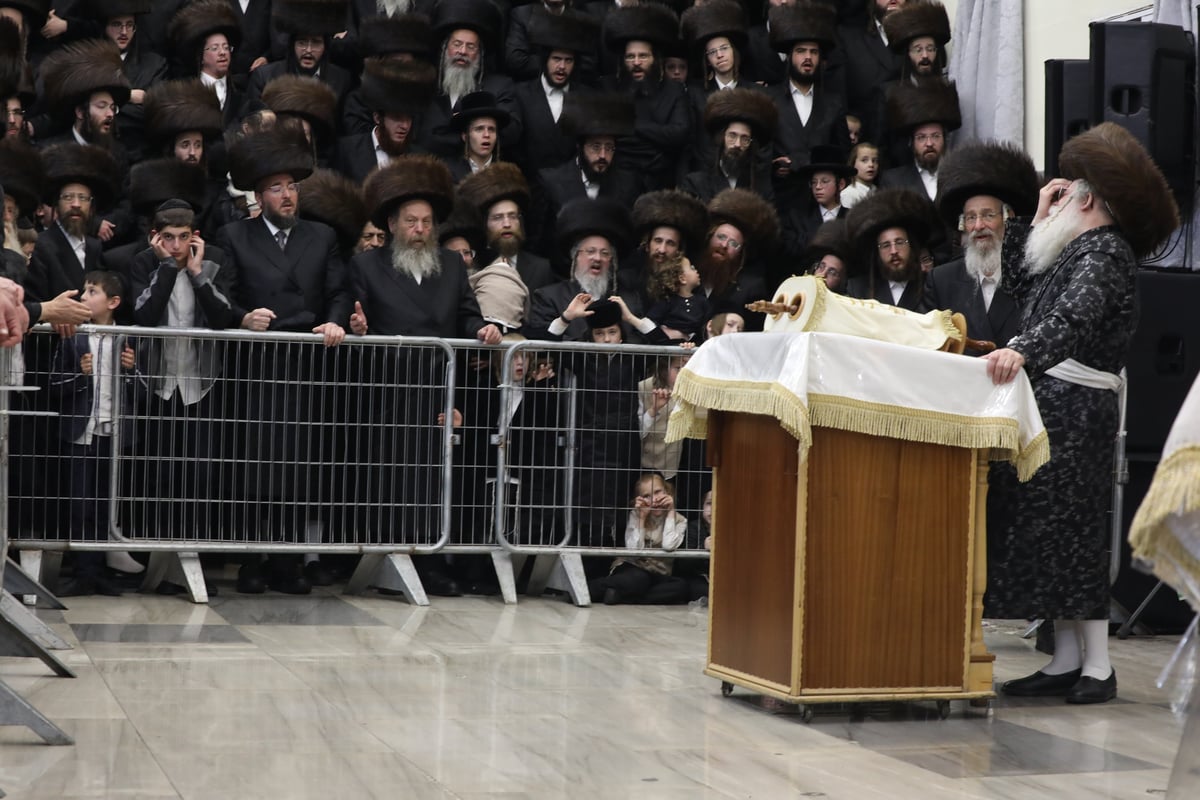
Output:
[242, 308, 276, 331]
[0, 277, 27, 346]
[41, 290, 91, 326]
[476, 323, 502, 344]
[120, 345, 135, 370]
[80, 352, 93, 375]
[313, 322, 345, 347]
[349, 301, 368, 335]
[436, 408, 463, 428]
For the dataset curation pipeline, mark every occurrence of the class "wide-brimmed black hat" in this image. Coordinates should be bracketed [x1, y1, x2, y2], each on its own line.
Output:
[438, 199, 486, 254]
[602, 3, 680, 53]
[882, 1, 951, 53]
[432, 0, 502, 52]
[448, 91, 511, 132]
[83, 0, 152, 20]
[227, 125, 314, 191]
[168, 0, 242, 75]
[631, 190, 709, 256]
[272, 0, 348, 36]
[42, 143, 121, 211]
[457, 162, 529, 215]
[528, 7, 599, 55]
[0, 0, 49, 28]
[555, 197, 633, 257]
[792, 144, 856, 181]
[769, 2, 837, 53]
[357, 13, 435, 60]
[299, 168, 368, 255]
[360, 59, 437, 116]
[261, 75, 339, 141]
[708, 188, 779, 256]
[129, 158, 207, 216]
[934, 140, 1040, 228]
[887, 79, 961, 134]
[0, 138, 43, 218]
[559, 92, 635, 139]
[703, 88, 778, 144]
[41, 38, 131, 111]
[144, 79, 224, 148]
[364, 153, 455, 228]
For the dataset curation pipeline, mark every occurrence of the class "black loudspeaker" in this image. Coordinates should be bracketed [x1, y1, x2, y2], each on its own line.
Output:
[1089, 21, 1196, 199]
[1125, 270, 1200, 455]
[1044, 59, 1092, 180]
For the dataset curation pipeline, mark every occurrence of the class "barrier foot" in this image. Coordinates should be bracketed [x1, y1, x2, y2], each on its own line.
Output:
[140, 552, 208, 604]
[490, 550, 518, 605]
[547, 553, 590, 607]
[0, 678, 74, 745]
[346, 554, 429, 606]
[524, 554, 558, 596]
[4, 558, 66, 610]
[0, 606, 75, 678]
[0, 593, 71, 651]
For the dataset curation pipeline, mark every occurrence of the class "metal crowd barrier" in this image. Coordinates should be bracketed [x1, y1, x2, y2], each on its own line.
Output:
[4, 326, 713, 605]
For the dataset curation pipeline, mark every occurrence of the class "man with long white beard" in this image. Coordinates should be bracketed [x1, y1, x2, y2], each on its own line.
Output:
[983, 123, 1179, 705]
[922, 140, 1038, 355]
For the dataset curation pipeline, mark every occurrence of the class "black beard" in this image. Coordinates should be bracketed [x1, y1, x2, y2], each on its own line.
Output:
[580, 159, 608, 182]
[720, 148, 748, 177]
[879, 253, 920, 283]
[80, 113, 117, 148]
[788, 64, 816, 88]
[262, 205, 297, 230]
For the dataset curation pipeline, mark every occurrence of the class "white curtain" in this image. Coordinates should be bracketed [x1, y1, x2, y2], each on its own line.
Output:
[1154, 0, 1197, 32]
[947, 0, 1025, 145]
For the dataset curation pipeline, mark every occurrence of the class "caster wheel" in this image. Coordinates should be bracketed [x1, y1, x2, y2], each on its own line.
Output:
[800, 705, 814, 723]
[720, 681, 733, 697]
[936, 700, 951, 719]
[968, 698, 990, 709]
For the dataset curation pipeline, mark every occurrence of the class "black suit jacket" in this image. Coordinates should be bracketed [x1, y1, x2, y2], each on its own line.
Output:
[512, 78, 583, 175]
[837, 21, 901, 139]
[878, 162, 931, 198]
[767, 80, 852, 171]
[599, 77, 690, 189]
[743, 24, 786, 86]
[230, 0, 275, 79]
[26, 225, 103, 324]
[919, 258, 1019, 355]
[244, 60, 354, 107]
[531, 160, 643, 257]
[679, 165, 775, 206]
[334, 132, 382, 183]
[214, 217, 351, 330]
[781, 205, 847, 267]
[348, 246, 486, 338]
[845, 272, 923, 311]
[416, 75, 522, 158]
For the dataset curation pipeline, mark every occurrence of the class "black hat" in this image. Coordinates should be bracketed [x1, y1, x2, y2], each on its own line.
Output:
[585, 298, 622, 329]
[42, 143, 121, 211]
[886, 79, 961, 134]
[144, 79, 224, 149]
[168, 0, 242, 75]
[882, 1, 951, 53]
[528, 8, 599, 55]
[792, 144, 856, 181]
[41, 38, 132, 111]
[360, 59, 437, 115]
[603, 3, 680, 54]
[560, 92, 635, 139]
[83, 0, 152, 20]
[130, 158, 207, 215]
[681, 0, 747, 55]
[708, 188, 779, 256]
[555, 197, 633, 257]
[432, 0, 502, 52]
[272, 0, 349, 37]
[934, 140, 1040, 229]
[457, 162, 529, 215]
[227, 125, 314, 191]
[261, 75, 339, 141]
[0, 19, 35, 108]
[299, 168, 368, 255]
[0, 0, 49, 28]
[769, 2, 837, 53]
[703, 88, 778, 144]
[438, 199, 486, 254]
[802, 217, 852, 266]
[448, 91, 511, 132]
[364, 153, 455, 228]
[846, 187, 938, 266]
[0, 138, 43, 218]
[357, 13, 435, 60]
[631, 190, 709, 256]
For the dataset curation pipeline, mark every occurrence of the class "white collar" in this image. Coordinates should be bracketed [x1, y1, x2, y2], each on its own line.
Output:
[541, 73, 567, 95]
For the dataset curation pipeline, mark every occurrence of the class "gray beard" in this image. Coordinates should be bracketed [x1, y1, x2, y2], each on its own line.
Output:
[391, 240, 441, 281]
[441, 60, 479, 100]
[962, 237, 1002, 281]
[575, 271, 609, 298]
[377, 0, 412, 14]
[1024, 200, 1083, 276]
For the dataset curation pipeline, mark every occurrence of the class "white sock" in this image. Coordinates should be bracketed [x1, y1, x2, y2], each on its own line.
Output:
[106, 551, 144, 574]
[1079, 619, 1113, 680]
[304, 522, 322, 565]
[1042, 619, 1082, 674]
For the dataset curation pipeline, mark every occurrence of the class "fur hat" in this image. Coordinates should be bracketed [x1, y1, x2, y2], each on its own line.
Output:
[792, 144, 856, 182]
[882, 1, 951, 52]
[555, 197, 633, 257]
[934, 140, 1039, 228]
[585, 298, 622, 329]
[886, 79, 961, 134]
[802, 217, 853, 266]
[357, 13, 435, 59]
[360, 59, 437, 115]
[457, 162, 529, 215]
[40, 38, 131, 112]
[272, 0, 348, 37]
[631, 190, 709, 256]
[0, 138, 44, 218]
[42, 143, 120, 211]
[560, 92, 635, 139]
[846, 187, 938, 263]
[299, 168, 368, 255]
[528, 7, 599, 55]
[227, 125, 314, 191]
[0, 19, 35, 108]
[448, 90, 511, 132]
[438, 199, 486, 254]
[364, 153, 455, 228]
[0, 0, 49, 28]
[261, 75, 339, 140]
[703, 88, 778, 143]
[708, 188, 779, 255]
[432, 0, 502, 51]
[129, 158, 207, 215]
[769, 2, 837, 53]
[681, 1, 747, 54]
[168, 0, 242, 75]
[84, 0, 152, 20]
[144, 79, 224, 148]
[603, 3, 680, 53]
[1058, 122, 1181, 259]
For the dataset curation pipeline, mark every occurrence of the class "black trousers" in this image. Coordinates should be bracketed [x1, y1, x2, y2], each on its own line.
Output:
[588, 563, 688, 605]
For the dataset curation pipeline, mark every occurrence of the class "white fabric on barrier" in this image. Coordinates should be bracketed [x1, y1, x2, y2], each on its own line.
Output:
[666, 331, 1048, 480]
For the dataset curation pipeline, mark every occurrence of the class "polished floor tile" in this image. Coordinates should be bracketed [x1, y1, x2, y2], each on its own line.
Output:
[0, 597, 1191, 799]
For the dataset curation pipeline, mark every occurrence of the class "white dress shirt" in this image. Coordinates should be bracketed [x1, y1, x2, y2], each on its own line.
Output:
[541, 74, 566, 122]
[58, 222, 86, 270]
[76, 333, 118, 445]
[200, 71, 228, 109]
[159, 268, 204, 405]
[820, 205, 841, 223]
[372, 128, 391, 169]
[980, 273, 999, 312]
[790, 82, 814, 126]
[889, 280, 907, 306]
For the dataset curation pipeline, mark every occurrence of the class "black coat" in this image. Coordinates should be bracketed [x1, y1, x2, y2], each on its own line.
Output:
[115, 44, 169, 163]
[845, 272, 924, 311]
[877, 162, 930, 197]
[26, 225, 103, 324]
[743, 23, 786, 86]
[781, 205, 848, 266]
[766, 80, 851, 171]
[230, 0, 275, 79]
[599, 77, 690, 190]
[512, 78, 584, 176]
[531, 160, 642, 257]
[837, 21, 901, 142]
[348, 246, 486, 339]
[919, 258, 1020, 355]
[244, 59, 354, 106]
[678, 166, 774, 206]
[332, 132, 381, 183]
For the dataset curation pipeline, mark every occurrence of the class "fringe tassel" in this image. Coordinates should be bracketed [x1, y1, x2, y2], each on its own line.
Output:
[1130, 446, 1200, 566]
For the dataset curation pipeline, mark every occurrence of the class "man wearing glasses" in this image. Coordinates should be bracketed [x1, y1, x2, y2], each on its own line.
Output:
[168, 0, 243, 129]
[89, 1, 168, 163]
[698, 188, 776, 329]
[845, 187, 937, 310]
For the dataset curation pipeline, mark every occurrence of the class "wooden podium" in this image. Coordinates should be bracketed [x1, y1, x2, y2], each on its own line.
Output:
[703, 411, 995, 711]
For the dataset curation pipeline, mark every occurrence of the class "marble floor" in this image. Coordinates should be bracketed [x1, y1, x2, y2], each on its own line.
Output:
[0, 585, 1193, 800]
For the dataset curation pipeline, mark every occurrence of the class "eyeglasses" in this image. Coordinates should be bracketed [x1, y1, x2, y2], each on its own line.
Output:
[908, 44, 937, 56]
[60, 193, 93, 204]
[203, 43, 234, 53]
[705, 44, 732, 58]
[451, 248, 476, 260]
[295, 38, 323, 51]
[714, 232, 742, 251]
[107, 20, 135, 31]
[4, 107, 23, 117]
[584, 142, 615, 155]
[488, 211, 520, 224]
[724, 132, 753, 146]
[914, 132, 944, 144]
[877, 238, 909, 250]
[263, 183, 300, 196]
[448, 38, 479, 54]
[961, 210, 1001, 226]
[580, 247, 613, 260]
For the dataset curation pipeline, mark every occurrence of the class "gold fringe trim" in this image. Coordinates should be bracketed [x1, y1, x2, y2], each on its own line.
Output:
[1130, 446, 1200, 575]
[934, 309, 965, 343]
[1013, 429, 1050, 482]
[668, 371, 813, 446]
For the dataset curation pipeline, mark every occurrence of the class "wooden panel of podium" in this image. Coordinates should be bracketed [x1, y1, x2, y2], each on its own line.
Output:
[704, 411, 995, 708]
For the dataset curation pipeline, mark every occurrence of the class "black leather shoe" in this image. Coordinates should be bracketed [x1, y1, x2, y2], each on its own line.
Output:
[92, 574, 126, 596]
[1066, 670, 1117, 704]
[268, 574, 313, 595]
[603, 587, 621, 606]
[57, 576, 97, 597]
[423, 571, 462, 597]
[304, 561, 335, 587]
[1001, 668, 1082, 696]
[236, 563, 267, 594]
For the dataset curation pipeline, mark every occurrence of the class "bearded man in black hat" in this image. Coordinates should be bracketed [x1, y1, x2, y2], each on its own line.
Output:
[512, 8, 598, 175]
[701, 187, 777, 326]
[616, 188, 708, 317]
[338, 12, 436, 136]
[444, 90, 510, 183]
[86, 0, 167, 161]
[985, 124, 1180, 706]
[457, 161, 554, 294]
[506, 1, 597, 84]
[599, 2, 689, 192]
[0, 17, 34, 143]
[878, 79, 960, 201]
[333, 59, 436, 182]
[845, 186, 936, 310]
[245, 0, 354, 106]
[681, 88, 778, 204]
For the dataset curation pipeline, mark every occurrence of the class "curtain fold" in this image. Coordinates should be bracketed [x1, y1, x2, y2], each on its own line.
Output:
[948, 0, 1025, 145]
[1154, 0, 1197, 33]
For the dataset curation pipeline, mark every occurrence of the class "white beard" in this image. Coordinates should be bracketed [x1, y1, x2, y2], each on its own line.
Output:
[377, 0, 412, 14]
[391, 241, 441, 281]
[962, 234, 1002, 281]
[575, 270, 610, 298]
[1023, 198, 1085, 276]
[441, 57, 479, 101]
